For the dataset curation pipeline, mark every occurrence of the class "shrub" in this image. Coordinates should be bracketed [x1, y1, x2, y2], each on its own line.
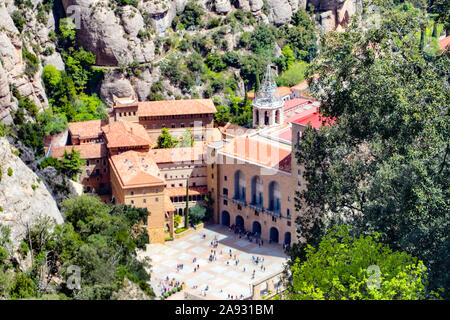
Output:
[7, 168, 13, 177]
[0, 206, 3, 212]
[22, 47, 39, 78]
[175, 227, 187, 234]
[11, 10, 26, 33]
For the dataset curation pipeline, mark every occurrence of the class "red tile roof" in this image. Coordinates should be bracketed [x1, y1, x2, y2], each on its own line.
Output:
[68, 120, 106, 138]
[166, 186, 208, 197]
[135, 99, 217, 117]
[220, 136, 291, 173]
[149, 146, 205, 164]
[291, 111, 335, 129]
[109, 150, 165, 187]
[278, 86, 293, 97]
[164, 193, 176, 211]
[50, 144, 107, 160]
[439, 36, 450, 51]
[283, 98, 314, 112]
[101, 121, 151, 149]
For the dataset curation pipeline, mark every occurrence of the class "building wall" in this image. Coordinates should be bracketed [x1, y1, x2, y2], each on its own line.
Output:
[216, 154, 296, 246]
[80, 156, 110, 192]
[158, 162, 207, 188]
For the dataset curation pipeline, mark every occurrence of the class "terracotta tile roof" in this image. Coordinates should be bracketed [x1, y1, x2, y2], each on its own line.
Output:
[69, 120, 106, 138]
[166, 186, 209, 197]
[220, 123, 256, 136]
[149, 146, 205, 164]
[439, 35, 450, 51]
[290, 74, 320, 91]
[283, 98, 314, 112]
[291, 110, 335, 129]
[136, 99, 217, 117]
[109, 150, 165, 187]
[164, 193, 176, 212]
[220, 136, 292, 173]
[50, 144, 107, 160]
[101, 121, 151, 149]
[278, 86, 292, 97]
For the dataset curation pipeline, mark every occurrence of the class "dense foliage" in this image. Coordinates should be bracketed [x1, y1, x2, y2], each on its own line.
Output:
[0, 196, 153, 300]
[285, 227, 430, 300]
[292, 0, 449, 298]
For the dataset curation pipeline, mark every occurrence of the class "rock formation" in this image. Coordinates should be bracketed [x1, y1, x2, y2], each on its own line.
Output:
[0, 137, 64, 248]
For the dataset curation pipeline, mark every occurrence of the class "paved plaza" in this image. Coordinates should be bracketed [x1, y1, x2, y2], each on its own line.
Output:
[138, 224, 287, 300]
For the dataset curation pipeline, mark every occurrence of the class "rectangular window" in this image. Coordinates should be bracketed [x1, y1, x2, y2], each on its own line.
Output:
[223, 188, 228, 196]
[224, 176, 227, 181]
[223, 199, 228, 206]
[143, 199, 146, 203]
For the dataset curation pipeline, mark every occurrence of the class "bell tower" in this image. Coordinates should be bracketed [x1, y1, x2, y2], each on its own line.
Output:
[252, 65, 284, 128]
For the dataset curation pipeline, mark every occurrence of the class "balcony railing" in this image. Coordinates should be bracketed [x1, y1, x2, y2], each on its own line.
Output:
[221, 194, 281, 217]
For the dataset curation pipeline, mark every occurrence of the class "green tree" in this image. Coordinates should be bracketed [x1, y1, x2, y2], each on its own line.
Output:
[286, 226, 429, 300]
[179, 0, 205, 29]
[156, 128, 178, 149]
[189, 205, 206, 224]
[179, 130, 194, 147]
[205, 53, 226, 72]
[60, 148, 85, 180]
[293, 1, 449, 297]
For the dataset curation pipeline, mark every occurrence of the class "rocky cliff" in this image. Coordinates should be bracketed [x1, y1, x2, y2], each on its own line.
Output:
[0, 1, 63, 125]
[0, 137, 64, 248]
[0, 0, 362, 122]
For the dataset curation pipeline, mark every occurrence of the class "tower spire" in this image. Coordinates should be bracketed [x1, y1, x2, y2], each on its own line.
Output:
[252, 64, 285, 128]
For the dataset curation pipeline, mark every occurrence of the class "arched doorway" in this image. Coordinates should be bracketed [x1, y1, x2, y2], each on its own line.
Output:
[236, 215, 244, 227]
[284, 232, 291, 246]
[252, 221, 261, 236]
[270, 227, 279, 243]
[221, 211, 230, 227]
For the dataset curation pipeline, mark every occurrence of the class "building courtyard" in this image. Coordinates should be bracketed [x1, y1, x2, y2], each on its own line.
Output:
[138, 224, 288, 300]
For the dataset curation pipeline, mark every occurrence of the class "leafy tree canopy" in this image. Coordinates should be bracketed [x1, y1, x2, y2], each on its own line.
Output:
[286, 226, 430, 300]
[293, 0, 449, 297]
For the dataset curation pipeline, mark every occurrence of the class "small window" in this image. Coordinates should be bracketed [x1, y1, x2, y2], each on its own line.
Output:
[224, 176, 227, 181]
[223, 199, 228, 206]
[130, 191, 134, 195]
[223, 188, 228, 196]
[131, 200, 134, 204]
[143, 199, 147, 203]
[287, 221, 291, 226]
[155, 198, 159, 202]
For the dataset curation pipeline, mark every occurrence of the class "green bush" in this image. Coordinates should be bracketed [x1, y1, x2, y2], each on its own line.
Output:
[0, 206, 3, 212]
[175, 227, 187, 234]
[11, 10, 26, 33]
[7, 168, 13, 177]
[22, 47, 39, 78]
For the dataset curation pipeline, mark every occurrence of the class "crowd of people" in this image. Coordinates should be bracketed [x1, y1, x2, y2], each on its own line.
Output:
[158, 276, 185, 296]
[153, 226, 282, 299]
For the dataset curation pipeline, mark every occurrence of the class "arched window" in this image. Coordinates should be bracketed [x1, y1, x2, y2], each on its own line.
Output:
[251, 176, 263, 207]
[234, 170, 246, 201]
[268, 181, 281, 212]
